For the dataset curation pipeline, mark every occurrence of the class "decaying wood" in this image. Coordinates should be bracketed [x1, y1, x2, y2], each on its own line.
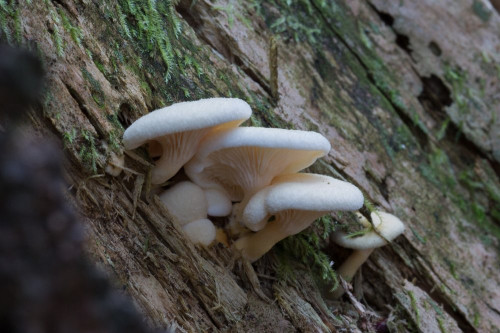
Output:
[3, 0, 500, 332]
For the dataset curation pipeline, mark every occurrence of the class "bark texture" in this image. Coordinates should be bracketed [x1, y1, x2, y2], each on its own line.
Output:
[2, 0, 500, 332]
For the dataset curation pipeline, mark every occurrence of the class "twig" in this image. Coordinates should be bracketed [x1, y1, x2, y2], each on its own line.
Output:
[269, 35, 279, 102]
[242, 259, 271, 302]
[339, 276, 376, 332]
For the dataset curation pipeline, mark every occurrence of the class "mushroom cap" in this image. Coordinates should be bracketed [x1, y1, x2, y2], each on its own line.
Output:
[185, 127, 331, 201]
[266, 173, 364, 213]
[243, 173, 364, 231]
[182, 218, 216, 246]
[159, 181, 207, 226]
[333, 211, 405, 250]
[188, 127, 331, 164]
[204, 188, 233, 217]
[122, 98, 252, 150]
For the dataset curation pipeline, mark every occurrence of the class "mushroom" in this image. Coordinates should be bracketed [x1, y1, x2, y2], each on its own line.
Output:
[122, 98, 252, 184]
[204, 188, 232, 217]
[159, 181, 216, 245]
[234, 173, 364, 262]
[182, 218, 217, 246]
[331, 211, 405, 298]
[159, 181, 207, 225]
[184, 127, 331, 227]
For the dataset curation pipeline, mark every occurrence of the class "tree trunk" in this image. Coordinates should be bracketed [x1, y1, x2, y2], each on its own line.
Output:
[2, 0, 499, 332]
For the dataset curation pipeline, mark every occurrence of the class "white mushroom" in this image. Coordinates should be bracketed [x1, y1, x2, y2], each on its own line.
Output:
[159, 181, 217, 246]
[159, 181, 207, 226]
[331, 211, 405, 298]
[123, 98, 252, 184]
[185, 127, 331, 227]
[234, 173, 364, 262]
[182, 219, 217, 246]
[204, 188, 232, 217]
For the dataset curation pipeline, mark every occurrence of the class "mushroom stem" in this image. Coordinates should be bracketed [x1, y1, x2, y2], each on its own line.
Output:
[234, 220, 285, 262]
[331, 248, 373, 299]
[234, 210, 320, 262]
[227, 190, 260, 235]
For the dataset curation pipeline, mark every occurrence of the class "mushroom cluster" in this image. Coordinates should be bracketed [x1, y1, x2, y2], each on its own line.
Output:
[123, 98, 402, 265]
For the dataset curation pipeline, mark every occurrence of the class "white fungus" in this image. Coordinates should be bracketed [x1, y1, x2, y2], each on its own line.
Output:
[234, 173, 364, 262]
[331, 211, 405, 298]
[122, 98, 251, 184]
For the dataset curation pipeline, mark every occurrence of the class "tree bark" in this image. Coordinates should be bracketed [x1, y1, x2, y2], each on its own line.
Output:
[2, 0, 500, 332]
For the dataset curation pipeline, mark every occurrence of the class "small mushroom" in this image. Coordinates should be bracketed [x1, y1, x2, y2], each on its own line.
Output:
[204, 188, 232, 217]
[185, 127, 331, 227]
[159, 181, 216, 245]
[234, 173, 364, 262]
[123, 98, 252, 184]
[159, 181, 207, 225]
[182, 218, 217, 246]
[331, 211, 405, 298]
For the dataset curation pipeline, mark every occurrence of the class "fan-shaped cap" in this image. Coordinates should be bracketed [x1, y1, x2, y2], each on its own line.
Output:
[333, 211, 405, 250]
[122, 98, 251, 184]
[235, 173, 363, 262]
[266, 173, 364, 213]
[243, 173, 364, 231]
[122, 98, 252, 150]
[185, 127, 331, 201]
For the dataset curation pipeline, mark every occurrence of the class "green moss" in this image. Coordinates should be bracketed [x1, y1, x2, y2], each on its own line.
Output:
[430, 157, 500, 245]
[253, 0, 322, 44]
[359, 25, 373, 50]
[93, 59, 107, 77]
[106, 123, 122, 152]
[443, 64, 476, 119]
[408, 290, 420, 325]
[48, 8, 65, 57]
[0, 6, 13, 44]
[436, 118, 450, 141]
[419, 147, 456, 190]
[444, 258, 459, 279]
[63, 128, 78, 148]
[437, 316, 447, 333]
[276, 217, 338, 291]
[116, 4, 132, 39]
[246, 91, 291, 129]
[473, 312, 480, 327]
[79, 129, 99, 173]
[472, 0, 491, 22]
[0, 1, 23, 45]
[116, 0, 187, 84]
[81, 67, 106, 107]
[59, 8, 82, 48]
